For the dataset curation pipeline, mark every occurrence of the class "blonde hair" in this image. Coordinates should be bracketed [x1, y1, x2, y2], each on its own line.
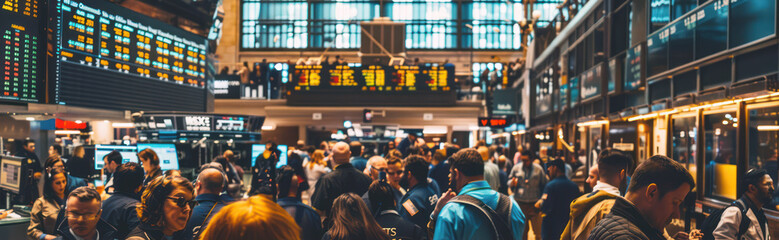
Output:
[477, 146, 490, 161]
[309, 149, 326, 170]
[200, 196, 300, 240]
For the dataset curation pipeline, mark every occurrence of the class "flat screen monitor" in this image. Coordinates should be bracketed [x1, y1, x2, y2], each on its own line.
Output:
[137, 143, 179, 171]
[0, 0, 45, 104]
[0, 155, 24, 193]
[250, 144, 288, 168]
[94, 145, 138, 170]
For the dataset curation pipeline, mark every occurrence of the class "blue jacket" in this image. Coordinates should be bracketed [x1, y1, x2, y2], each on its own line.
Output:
[428, 160, 450, 193]
[398, 182, 439, 229]
[433, 180, 526, 240]
[181, 193, 233, 240]
[376, 210, 427, 240]
[100, 192, 140, 239]
[55, 216, 118, 240]
[277, 197, 323, 240]
[540, 176, 581, 240]
[349, 156, 368, 172]
[66, 175, 88, 194]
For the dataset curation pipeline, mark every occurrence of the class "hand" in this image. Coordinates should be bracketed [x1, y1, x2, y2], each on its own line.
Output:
[534, 199, 543, 209]
[432, 189, 456, 218]
[672, 231, 688, 240]
[34, 172, 42, 179]
[0, 209, 12, 219]
[44, 235, 57, 240]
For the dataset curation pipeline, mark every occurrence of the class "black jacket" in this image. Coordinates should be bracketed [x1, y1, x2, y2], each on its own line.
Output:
[55, 217, 118, 240]
[125, 223, 176, 240]
[311, 163, 372, 215]
[100, 192, 141, 239]
[375, 210, 426, 240]
[587, 197, 665, 240]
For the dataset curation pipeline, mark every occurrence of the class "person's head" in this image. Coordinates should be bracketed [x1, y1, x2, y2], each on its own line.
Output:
[196, 168, 225, 195]
[276, 166, 302, 198]
[365, 156, 387, 181]
[598, 150, 632, 191]
[477, 146, 490, 162]
[368, 181, 397, 213]
[223, 150, 235, 162]
[22, 139, 35, 152]
[625, 155, 695, 230]
[113, 162, 145, 194]
[329, 193, 389, 240]
[400, 155, 428, 188]
[386, 157, 403, 187]
[243, 61, 248, 67]
[264, 141, 274, 150]
[49, 145, 62, 157]
[44, 168, 68, 200]
[164, 170, 181, 177]
[407, 133, 418, 141]
[743, 169, 774, 205]
[104, 150, 123, 173]
[331, 142, 351, 165]
[586, 165, 599, 189]
[433, 149, 447, 163]
[137, 176, 195, 234]
[546, 158, 566, 177]
[296, 140, 305, 150]
[387, 141, 395, 149]
[73, 146, 85, 158]
[521, 150, 533, 166]
[138, 148, 160, 174]
[448, 149, 485, 193]
[498, 155, 507, 169]
[387, 149, 402, 159]
[349, 141, 363, 157]
[65, 187, 102, 239]
[309, 149, 326, 169]
[199, 196, 300, 240]
[44, 156, 65, 172]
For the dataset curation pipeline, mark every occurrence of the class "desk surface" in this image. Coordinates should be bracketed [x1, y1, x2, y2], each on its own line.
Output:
[0, 216, 29, 225]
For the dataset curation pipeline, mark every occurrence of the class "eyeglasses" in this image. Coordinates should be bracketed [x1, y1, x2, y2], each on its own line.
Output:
[387, 171, 403, 176]
[167, 196, 196, 209]
[66, 211, 100, 221]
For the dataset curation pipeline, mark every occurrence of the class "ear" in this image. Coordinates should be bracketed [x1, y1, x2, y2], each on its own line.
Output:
[620, 169, 627, 180]
[646, 183, 658, 200]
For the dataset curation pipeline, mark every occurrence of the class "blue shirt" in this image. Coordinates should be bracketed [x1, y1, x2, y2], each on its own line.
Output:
[540, 176, 580, 240]
[180, 193, 232, 240]
[350, 156, 368, 172]
[433, 180, 526, 240]
[429, 160, 450, 193]
[399, 183, 439, 229]
[277, 197, 323, 240]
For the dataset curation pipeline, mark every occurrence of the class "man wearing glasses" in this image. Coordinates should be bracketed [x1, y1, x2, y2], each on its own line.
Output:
[55, 186, 118, 240]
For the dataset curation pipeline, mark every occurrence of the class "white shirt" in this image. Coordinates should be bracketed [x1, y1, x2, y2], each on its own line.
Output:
[592, 181, 621, 196]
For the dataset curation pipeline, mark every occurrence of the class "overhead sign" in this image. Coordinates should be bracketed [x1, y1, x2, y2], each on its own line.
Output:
[478, 117, 512, 128]
[492, 89, 518, 115]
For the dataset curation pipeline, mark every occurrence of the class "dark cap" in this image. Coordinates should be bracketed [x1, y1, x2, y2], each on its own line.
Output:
[547, 159, 566, 169]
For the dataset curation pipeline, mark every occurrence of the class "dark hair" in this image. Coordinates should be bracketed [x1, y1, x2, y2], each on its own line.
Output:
[137, 176, 194, 227]
[276, 165, 297, 198]
[44, 156, 63, 169]
[138, 148, 160, 166]
[368, 181, 396, 213]
[521, 150, 532, 158]
[23, 139, 35, 147]
[329, 193, 390, 240]
[433, 149, 447, 162]
[627, 155, 695, 198]
[597, 150, 632, 179]
[450, 149, 484, 177]
[43, 168, 68, 201]
[350, 141, 362, 157]
[114, 162, 145, 194]
[105, 150, 123, 166]
[386, 157, 402, 166]
[51, 145, 62, 155]
[743, 169, 769, 193]
[67, 186, 101, 203]
[403, 155, 429, 183]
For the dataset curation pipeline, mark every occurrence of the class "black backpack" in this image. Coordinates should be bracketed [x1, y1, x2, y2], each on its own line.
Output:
[699, 200, 751, 240]
[449, 194, 514, 240]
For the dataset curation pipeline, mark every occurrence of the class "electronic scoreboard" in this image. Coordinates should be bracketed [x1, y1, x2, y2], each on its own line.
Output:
[1, 0, 44, 103]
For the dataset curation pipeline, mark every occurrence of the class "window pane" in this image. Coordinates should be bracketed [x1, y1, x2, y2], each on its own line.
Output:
[704, 112, 738, 200]
[747, 105, 779, 210]
[672, 117, 697, 183]
[389, 0, 457, 49]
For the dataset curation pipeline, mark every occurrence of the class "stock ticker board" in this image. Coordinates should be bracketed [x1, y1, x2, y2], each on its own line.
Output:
[288, 64, 455, 106]
[51, 0, 208, 111]
[1, 0, 43, 103]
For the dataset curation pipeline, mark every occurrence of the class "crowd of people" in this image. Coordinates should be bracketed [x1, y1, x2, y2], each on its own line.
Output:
[13, 134, 776, 240]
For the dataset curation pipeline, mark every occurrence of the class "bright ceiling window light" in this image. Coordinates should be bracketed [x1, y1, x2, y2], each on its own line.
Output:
[423, 126, 448, 135]
[111, 122, 135, 128]
[757, 125, 779, 131]
[55, 130, 81, 135]
[261, 125, 276, 131]
[576, 120, 609, 127]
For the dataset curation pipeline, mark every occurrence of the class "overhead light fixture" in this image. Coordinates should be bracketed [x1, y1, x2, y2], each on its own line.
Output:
[25, 117, 35, 121]
[261, 125, 275, 131]
[757, 125, 779, 131]
[75, 120, 83, 124]
[576, 120, 609, 127]
[55, 130, 81, 135]
[111, 122, 135, 128]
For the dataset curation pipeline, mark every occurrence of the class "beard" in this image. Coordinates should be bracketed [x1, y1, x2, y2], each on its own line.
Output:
[760, 188, 774, 205]
[399, 174, 410, 189]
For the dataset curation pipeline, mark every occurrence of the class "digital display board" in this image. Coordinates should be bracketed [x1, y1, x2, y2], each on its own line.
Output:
[50, 0, 208, 111]
[1, 0, 43, 103]
[581, 64, 602, 101]
[729, 0, 775, 48]
[250, 144, 288, 168]
[287, 64, 455, 106]
[624, 44, 642, 91]
[137, 143, 178, 170]
[694, 0, 727, 60]
[569, 76, 579, 107]
[646, 29, 669, 77]
[668, 17, 694, 69]
[560, 81, 568, 108]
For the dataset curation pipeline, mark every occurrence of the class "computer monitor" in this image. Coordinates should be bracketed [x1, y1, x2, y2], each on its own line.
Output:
[0, 155, 24, 194]
[250, 144, 288, 168]
[94, 145, 138, 170]
[137, 143, 179, 171]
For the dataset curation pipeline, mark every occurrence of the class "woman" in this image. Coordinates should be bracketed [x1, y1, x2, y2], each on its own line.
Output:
[44, 156, 87, 193]
[302, 150, 330, 203]
[199, 196, 299, 240]
[251, 142, 278, 198]
[323, 193, 390, 240]
[138, 148, 162, 186]
[126, 176, 195, 240]
[65, 146, 91, 180]
[27, 168, 68, 240]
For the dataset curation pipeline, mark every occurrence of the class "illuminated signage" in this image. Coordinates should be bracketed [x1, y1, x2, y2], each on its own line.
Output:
[478, 117, 512, 128]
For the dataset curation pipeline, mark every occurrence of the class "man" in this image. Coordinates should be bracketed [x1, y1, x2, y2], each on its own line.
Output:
[497, 155, 509, 195]
[17, 139, 42, 204]
[369, 181, 426, 240]
[276, 166, 323, 240]
[430, 149, 525, 240]
[311, 142, 372, 217]
[713, 169, 774, 240]
[100, 163, 143, 239]
[212, 150, 243, 199]
[397, 133, 418, 157]
[588, 155, 695, 239]
[350, 141, 369, 172]
[181, 166, 234, 240]
[562, 151, 631, 240]
[362, 156, 389, 210]
[56, 187, 117, 240]
[535, 159, 580, 240]
[429, 148, 452, 193]
[49, 145, 63, 159]
[585, 165, 599, 189]
[398, 155, 440, 229]
[294, 140, 310, 162]
[387, 157, 408, 199]
[535, 147, 551, 166]
[478, 147, 501, 192]
[102, 151, 123, 193]
[508, 150, 548, 240]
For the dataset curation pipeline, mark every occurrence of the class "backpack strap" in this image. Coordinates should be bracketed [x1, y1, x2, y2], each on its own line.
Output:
[450, 194, 514, 240]
[732, 200, 752, 239]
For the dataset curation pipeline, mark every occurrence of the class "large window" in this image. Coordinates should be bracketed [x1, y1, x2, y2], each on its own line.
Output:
[747, 104, 779, 210]
[388, 0, 457, 49]
[241, 0, 308, 49]
[704, 110, 738, 200]
[672, 116, 697, 183]
[309, 1, 380, 48]
[461, 0, 524, 49]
